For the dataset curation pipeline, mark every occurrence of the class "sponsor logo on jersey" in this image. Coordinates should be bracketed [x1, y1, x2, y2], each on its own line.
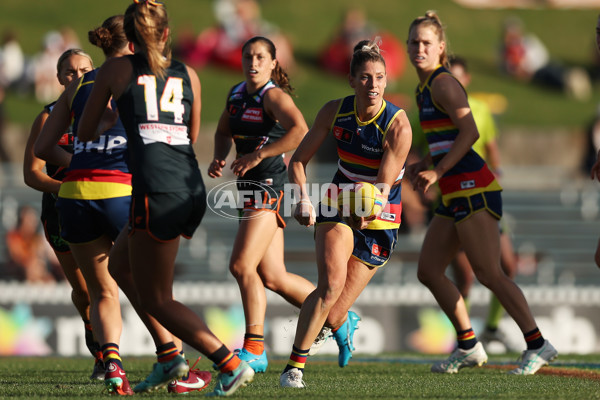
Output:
[58, 133, 72, 146]
[361, 144, 383, 153]
[333, 126, 353, 144]
[460, 180, 475, 189]
[138, 123, 189, 146]
[379, 212, 396, 221]
[241, 108, 263, 122]
[228, 104, 241, 116]
[372, 244, 390, 258]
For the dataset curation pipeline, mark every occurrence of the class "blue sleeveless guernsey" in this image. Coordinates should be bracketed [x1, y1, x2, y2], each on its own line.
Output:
[322, 95, 405, 230]
[62, 69, 132, 200]
[416, 65, 502, 206]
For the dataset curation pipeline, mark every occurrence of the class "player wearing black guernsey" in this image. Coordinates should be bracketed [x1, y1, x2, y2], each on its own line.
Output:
[208, 36, 314, 374]
[77, 1, 254, 397]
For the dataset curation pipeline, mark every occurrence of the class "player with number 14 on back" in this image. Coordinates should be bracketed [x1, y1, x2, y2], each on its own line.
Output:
[78, 0, 254, 397]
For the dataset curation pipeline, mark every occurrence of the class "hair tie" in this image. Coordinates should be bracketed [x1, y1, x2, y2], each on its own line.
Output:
[133, 0, 164, 6]
[361, 36, 382, 53]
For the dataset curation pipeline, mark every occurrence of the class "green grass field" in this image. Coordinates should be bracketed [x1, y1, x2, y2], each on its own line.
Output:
[1, 0, 599, 130]
[1, 354, 599, 399]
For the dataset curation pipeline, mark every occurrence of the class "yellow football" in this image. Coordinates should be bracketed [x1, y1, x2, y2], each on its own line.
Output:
[336, 182, 384, 220]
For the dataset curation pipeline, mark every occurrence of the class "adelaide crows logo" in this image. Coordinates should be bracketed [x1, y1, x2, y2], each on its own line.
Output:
[333, 126, 353, 144]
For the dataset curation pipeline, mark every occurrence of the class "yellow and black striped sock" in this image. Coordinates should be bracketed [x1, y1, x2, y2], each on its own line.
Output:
[457, 328, 477, 350]
[283, 345, 309, 373]
[102, 343, 123, 369]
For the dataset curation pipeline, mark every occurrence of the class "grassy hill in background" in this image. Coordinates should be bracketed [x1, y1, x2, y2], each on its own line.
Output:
[1, 0, 598, 132]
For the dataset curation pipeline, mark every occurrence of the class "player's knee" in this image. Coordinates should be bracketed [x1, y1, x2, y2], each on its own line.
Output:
[315, 282, 344, 309]
[137, 293, 163, 315]
[261, 275, 280, 292]
[472, 268, 500, 288]
[71, 289, 90, 310]
[229, 261, 245, 279]
[417, 265, 435, 286]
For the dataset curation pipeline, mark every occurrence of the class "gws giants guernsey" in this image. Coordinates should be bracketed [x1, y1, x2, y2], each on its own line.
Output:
[227, 80, 286, 183]
[117, 54, 202, 194]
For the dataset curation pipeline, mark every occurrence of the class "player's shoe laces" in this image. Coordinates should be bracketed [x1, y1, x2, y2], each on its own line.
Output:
[308, 326, 332, 356]
[431, 341, 488, 373]
[207, 360, 254, 397]
[168, 357, 212, 394]
[332, 311, 360, 367]
[133, 354, 189, 393]
[90, 358, 105, 381]
[104, 361, 134, 395]
[279, 368, 306, 388]
[508, 340, 558, 375]
[235, 348, 268, 373]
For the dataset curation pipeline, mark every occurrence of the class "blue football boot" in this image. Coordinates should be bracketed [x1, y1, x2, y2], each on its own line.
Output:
[236, 348, 268, 373]
[333, 311, 361, 367]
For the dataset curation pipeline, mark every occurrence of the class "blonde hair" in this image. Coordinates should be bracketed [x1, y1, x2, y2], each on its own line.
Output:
[408, 10, 450, 68]
[349, 37, 386, 76]
[56, 48, 93, 74]
[124, 2, 171, 79]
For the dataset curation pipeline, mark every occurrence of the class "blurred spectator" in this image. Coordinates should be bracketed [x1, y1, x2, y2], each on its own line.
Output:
[500, 16, 591, 101]
[4, 205, 61, 282]
[318, 8, 406, 80]
[59, 26, 80, 51]
[32, 29, 81, 103]
[0, 30, 25, 90]
[0, 29, 24, 165]
[175, 0, 295, 71]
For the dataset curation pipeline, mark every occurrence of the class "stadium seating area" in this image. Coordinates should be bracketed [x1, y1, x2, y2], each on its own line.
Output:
[0, 163, 597, 286]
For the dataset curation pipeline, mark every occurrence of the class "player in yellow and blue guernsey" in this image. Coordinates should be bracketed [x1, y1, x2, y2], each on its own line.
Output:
[448, 55, 520, 352]
[34, 16, 136, 395]
[406, 10, 557, 376]
[280, 38, 412, 388]
[23, 48, 105, 380]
